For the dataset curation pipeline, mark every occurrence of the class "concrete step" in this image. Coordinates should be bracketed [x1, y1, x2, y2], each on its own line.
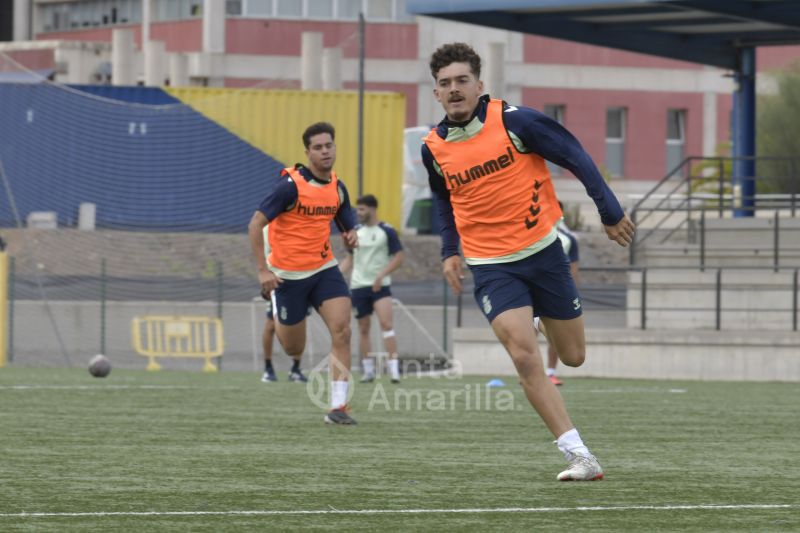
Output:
[625, 269, 799, 331]
[638, 256, 800, 268]
[635, 216, 800, 246]
[637, 245, 800, 267]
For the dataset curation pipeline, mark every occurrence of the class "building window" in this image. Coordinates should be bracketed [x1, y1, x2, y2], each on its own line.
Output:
[666, 109, 686, 174]
[165, 0, 181, 20]
[37, 0, 413, 33]
[41, 0, 146, 31]
[276, 0, 302, 17]
[543, 105, 566, 176]
[367, 0, 392, 20]
[605, 107, 626, 178]
[337, 0, 361, 19]
[127, 0, 141, 23]
[308, 0, 333, 18]
[226, 0, 243, 15]
[543, 104, 565, 125]
[244, 0, 272, 15]
[395, 0, 413, 22]
[667, 108, 685, 142]
[117, 0, 130, 23]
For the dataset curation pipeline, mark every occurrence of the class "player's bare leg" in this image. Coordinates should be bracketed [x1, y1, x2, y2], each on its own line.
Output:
[261, 318, 277, 382]
[270, 314, 307, 382]
[540, 316, 586, 368]
[358, 316, 375, 382]
[274, 319, 307, 360]
[318, 296, 357, 424]
[492, 307, 602, 481]
[533, 317, 564, 384]
[546, 345, 563, 386]
[492, 307, 572, 436]
[373, 297, 400, 383]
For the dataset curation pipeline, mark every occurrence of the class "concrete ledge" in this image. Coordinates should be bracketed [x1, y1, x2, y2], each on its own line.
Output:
[453, 328, 800, 381]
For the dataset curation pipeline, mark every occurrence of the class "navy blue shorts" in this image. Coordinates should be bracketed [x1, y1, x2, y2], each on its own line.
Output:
[470, 238, 582, 323]
[272, 266, 350, 325]
[265, 297, 311, 321]
[351, 286, 392, 319]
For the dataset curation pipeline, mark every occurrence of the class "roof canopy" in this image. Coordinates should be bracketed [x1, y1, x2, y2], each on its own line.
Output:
[406, 0, 800, 69]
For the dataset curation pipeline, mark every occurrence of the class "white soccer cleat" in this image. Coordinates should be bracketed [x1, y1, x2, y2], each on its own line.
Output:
[557, 453, 604, 481]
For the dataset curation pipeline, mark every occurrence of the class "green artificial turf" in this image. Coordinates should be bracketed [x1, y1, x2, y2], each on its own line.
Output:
[0, 367, 798, 531]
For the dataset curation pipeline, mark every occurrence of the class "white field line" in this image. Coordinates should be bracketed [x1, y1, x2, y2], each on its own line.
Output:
[577, 388, 689, 394]
[1, 504, 796, 519]
[0, 385, 196, 390]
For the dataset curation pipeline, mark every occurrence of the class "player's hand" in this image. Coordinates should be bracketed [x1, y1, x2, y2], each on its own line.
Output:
[372, 279, 383, 293]
[604, 214, 636, 247]
[442, 255, 465, 295]
[342, 229, 358, 249]
[258, 269, 282, 296]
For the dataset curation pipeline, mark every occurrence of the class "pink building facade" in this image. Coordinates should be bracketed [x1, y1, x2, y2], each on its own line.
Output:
[6, 1, 799, 180]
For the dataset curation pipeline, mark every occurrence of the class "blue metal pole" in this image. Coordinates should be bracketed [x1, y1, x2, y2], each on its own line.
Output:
[733, 47, 756, 218]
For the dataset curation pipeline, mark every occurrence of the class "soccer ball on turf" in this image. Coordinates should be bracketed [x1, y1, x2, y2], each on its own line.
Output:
[88, 354, 112, 378]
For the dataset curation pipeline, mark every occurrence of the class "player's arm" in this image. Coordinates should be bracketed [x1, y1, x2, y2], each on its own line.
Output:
[371, 251, 404, 292]
[505, 105, 635, 247]
[334, 180, 358, 249]
[339, 250, 353, 276]
[248, 174, 298, 294]
[423, 143, 464, 294]
[371, 224, 405, 291]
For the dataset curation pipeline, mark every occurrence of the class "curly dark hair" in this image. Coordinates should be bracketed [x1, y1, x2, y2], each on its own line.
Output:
[357, 194, 378, 208]
[302, 122, 335, 148]
[429, 42, 481, 80]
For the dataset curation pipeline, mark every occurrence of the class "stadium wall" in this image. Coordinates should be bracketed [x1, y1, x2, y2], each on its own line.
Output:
[0, 82, 286, 230]
[166, 86, 406, 227]
[454, 328, 800, 382]
[0, 82, 405, 228]
[8, 301, 459, 371]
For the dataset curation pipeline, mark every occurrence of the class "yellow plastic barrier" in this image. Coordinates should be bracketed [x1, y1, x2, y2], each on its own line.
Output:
[132, 315, 224, 372]
[0, 252, 6, 368]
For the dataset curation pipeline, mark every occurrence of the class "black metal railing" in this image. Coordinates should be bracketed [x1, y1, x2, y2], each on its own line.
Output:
[629, 156, 800, 266]
[450, 265, 800, 332]
[585, 265, 799, 332]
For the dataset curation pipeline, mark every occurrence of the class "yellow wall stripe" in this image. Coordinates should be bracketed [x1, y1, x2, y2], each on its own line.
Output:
[165, 87, 406, 228]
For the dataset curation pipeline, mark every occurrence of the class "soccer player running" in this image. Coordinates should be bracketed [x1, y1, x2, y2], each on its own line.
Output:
[422, 43, 635, 480]
[339, 195, 405, 384]
[259, 225, 307, 383]
[249, 122, 358, 425]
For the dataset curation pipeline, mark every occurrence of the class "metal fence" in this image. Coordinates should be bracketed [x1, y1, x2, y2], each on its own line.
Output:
[591, 266, 798, 332]
[629, 156, 800, 266]
[449, 265, 800, 333]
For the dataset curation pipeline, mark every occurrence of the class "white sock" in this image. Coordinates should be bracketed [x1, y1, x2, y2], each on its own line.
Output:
[546, 367, 556, 377]
[533, 316, 541, 333]
[362, 357, 375, 378]
[388, 358, 400, 380]
[556, 428, 590, 459]
[331, 380, 349, 409]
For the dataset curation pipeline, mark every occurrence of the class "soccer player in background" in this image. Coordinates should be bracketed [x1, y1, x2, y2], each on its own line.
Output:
[259, 224, 307, 384]
[422, 43, 635, 480]
[249, 122, 358, 425]
[544, 201, 580, 387]
[339, 195, 405, 384]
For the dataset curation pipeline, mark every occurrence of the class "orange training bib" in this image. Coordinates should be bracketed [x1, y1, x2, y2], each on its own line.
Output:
[424, 99, 562, 258]
[268, 167, 340, 271]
